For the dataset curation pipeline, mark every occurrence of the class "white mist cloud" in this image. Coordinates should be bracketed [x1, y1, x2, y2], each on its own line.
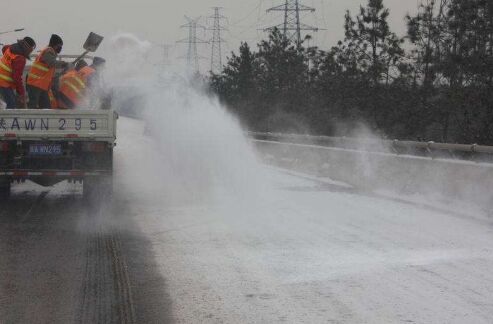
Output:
[106, 33, 271, 209]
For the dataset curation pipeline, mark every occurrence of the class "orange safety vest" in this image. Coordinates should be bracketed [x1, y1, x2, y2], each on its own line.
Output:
[59, 67, 95, 106]
[27, 47, 56, 91]
[0, 47, 19, 89]
[78, 66, 96, 79]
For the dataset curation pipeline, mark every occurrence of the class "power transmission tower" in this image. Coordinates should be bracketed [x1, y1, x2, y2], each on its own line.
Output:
[208, 7, 227, 74]
[264, 0, 319, 45]
[177, 16, 208, 72]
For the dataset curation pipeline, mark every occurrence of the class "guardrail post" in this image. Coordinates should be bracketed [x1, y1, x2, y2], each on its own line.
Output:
[391, 139, 400, 155]
[471, 144, 478, 163]
[427, 141, 435, 159]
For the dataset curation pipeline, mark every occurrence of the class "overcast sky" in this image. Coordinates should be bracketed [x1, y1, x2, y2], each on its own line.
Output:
[1, 0, 419, 70]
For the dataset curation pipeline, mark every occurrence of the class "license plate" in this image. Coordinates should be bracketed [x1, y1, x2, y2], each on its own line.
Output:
[29, 144, 62, 156]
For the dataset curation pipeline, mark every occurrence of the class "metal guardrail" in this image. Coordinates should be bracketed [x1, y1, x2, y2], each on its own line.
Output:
[249, 132, 493, 162]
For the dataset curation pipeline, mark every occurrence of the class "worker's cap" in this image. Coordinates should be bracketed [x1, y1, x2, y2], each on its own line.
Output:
[49, 34, 63, 47]
[17, 37, 36, 59]
[19, 37, 36, 50]
[92, 56, 106, 67]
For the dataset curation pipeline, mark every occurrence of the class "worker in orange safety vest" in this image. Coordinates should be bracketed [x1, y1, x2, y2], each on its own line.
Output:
[0, 37, 36, 108]
[27, 34, 68, 108]
[57, 58, 105, 109]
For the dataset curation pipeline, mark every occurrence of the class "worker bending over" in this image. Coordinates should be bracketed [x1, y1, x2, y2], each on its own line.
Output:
[58, 57, 105, 109]
[0, 37, 36, 108]
[27, 34, 67, 108]
[48, 60, 88, 109]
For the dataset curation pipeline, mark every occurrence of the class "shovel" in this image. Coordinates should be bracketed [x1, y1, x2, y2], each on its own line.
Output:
[73, 32, 104, 64]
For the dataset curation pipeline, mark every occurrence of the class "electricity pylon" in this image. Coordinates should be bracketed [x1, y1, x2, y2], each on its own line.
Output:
[264, 0, 319, 45]
[177, 16, 208, 72]
[208, 7, 227, 74]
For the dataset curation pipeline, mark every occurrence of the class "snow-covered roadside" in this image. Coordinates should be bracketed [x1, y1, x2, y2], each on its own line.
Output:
[114, 117, 493, 324]
[267, 165, 491, 222]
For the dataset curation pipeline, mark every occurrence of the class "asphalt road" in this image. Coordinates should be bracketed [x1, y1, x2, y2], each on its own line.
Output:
[0, 182, 172, 324]
[1, 117, 493, 323]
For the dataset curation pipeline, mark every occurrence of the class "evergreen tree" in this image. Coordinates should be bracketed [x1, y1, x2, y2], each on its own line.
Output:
[210, 42, 257, 104]
[406, 0, 450, 139]
[341, 0, 405, 85]
[208, 0, 493, 144]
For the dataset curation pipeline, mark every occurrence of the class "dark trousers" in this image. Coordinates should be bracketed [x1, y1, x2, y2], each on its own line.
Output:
[0, 87, 16, 109]
[27, 85, 50, 109]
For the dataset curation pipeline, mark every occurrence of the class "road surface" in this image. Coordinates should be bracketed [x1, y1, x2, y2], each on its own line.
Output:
[1, 117, 493, 323]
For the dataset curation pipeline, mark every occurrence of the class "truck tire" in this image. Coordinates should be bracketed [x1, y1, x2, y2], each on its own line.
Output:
[0, 178, 11, 201]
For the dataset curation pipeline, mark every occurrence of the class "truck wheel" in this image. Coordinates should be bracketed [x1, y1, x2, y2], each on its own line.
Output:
[0, 178, 11, 201]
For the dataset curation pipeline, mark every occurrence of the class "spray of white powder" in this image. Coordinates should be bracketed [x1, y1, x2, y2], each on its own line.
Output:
[104, 34, 270, 209]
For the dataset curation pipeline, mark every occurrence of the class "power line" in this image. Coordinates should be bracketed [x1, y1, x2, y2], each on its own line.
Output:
[230, 1, 263, 26]
[208, 7, 228, 74]
[264, 0, 320, 45]
[177, 16, 209, 72]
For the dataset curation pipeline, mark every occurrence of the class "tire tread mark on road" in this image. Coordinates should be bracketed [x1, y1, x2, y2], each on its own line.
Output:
[78, 229, 136, 324]
[108, 233, 136, 323]
[79, 233, 106, 324]
[79, 235, 91, 324]
[96, 233, 105, 324]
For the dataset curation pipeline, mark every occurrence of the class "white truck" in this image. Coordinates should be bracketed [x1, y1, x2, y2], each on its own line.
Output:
[0, 109, 117, 200]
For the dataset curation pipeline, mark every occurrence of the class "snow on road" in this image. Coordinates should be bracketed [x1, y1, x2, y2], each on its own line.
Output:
[116, 117, 493, 323]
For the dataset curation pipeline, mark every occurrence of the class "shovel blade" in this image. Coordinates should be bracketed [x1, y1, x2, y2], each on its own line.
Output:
[83, 32, 104, 52]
